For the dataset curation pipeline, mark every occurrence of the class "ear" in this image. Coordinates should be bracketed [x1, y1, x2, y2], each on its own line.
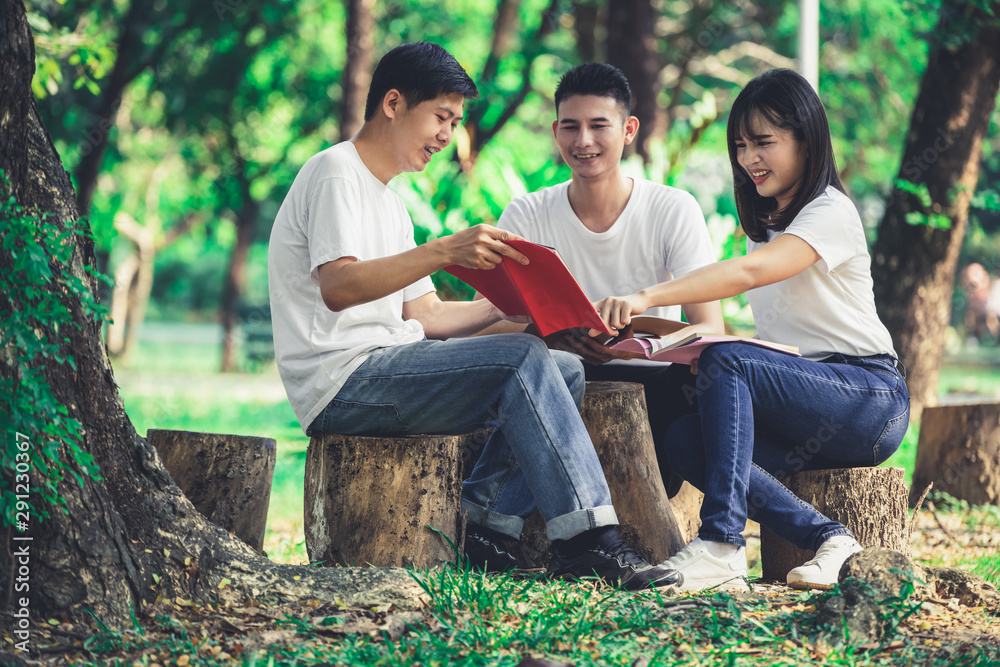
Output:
[382, 89, 403, 120]
[552, 119, 559, 139]
[623, 116, 640, 145]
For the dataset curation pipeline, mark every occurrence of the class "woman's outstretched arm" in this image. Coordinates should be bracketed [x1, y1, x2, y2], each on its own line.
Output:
[596, 233, 820, 331]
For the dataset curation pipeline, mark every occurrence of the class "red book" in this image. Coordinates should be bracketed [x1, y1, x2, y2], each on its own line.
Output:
[444, 239, 614, 337]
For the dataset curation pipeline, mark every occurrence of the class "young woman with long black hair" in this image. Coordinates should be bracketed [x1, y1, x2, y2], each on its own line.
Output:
[595, 68, 910, 591]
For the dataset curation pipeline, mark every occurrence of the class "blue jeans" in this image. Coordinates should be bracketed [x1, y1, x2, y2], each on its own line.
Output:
[661, 342, 910, 551]
[308, 334, 618, 541]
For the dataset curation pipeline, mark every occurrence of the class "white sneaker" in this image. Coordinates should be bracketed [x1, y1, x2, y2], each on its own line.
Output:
[662, 538, 749, 592]
[786, 536, 863, 590]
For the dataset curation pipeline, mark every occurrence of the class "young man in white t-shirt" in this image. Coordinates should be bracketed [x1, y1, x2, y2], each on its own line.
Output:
[491, 63, 724, 489]
[267, 43, 680, 590]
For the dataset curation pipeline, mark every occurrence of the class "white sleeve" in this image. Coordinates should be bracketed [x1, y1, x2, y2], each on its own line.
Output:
[402, 221, 436, 301]
[306, 176, 367, 283]
[782, 196, 860, 274]
[662, 192, 717, 279]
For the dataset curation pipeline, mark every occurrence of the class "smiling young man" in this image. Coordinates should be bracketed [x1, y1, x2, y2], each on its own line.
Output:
[267, 43, 680, 590]
[492, 63, 724, 487]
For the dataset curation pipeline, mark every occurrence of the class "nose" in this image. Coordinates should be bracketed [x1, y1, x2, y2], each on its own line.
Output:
[437, 124, 453, 146]
[576, 126, 594, 147]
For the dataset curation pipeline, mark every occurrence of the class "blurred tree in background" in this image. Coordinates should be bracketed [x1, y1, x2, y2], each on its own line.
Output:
[26, 0, 1000, 399]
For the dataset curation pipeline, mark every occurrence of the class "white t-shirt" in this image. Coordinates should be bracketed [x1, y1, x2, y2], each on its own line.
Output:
[268, 142, 435, 432]
[746, 186, 896, 361]
[498, 179, 717, 322]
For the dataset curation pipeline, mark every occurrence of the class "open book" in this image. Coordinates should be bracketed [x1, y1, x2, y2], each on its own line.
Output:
[611, 317, 799, 365]
[608, 327, 800, 365]
[444, 239, 614, 337]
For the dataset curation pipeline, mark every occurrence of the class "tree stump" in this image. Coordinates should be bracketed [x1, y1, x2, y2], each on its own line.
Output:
[759, 467, 908, 582]
[147, 429, 276, 551]
[910, 403, 1000, 506]
[304, 433, 465, 568]
[669, 482, 704, 543]
[485, 381, 686, 568]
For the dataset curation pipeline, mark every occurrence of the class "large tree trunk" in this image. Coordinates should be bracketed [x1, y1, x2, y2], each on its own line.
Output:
[338, 0, 376, 142]
[871, 7, 1000, 420]
[606, 0, 661, 162]
[0, 0, 419, 624]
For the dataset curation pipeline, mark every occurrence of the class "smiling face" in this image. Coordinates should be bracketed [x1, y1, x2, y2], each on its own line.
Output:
[734, 113, 808, 211]
[553, 94, 638, 181]
[386, 91, 465, 174]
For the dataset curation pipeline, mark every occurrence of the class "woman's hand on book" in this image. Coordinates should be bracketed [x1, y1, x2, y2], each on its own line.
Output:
[593, 293, 651, 333]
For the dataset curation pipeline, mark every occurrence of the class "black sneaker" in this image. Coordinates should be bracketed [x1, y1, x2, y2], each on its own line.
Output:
[463, 524, 526, 572]
[548, 526, 682, 591]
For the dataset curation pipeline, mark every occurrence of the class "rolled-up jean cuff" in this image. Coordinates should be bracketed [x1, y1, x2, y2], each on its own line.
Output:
[546, 505, 619, 541]
[697, 531, 747, 548]
[461, 499, 525, 539]
[814, 528, 853, 551]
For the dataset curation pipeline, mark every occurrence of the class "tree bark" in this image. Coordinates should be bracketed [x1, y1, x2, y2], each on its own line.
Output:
[0, 0, 420, 623]
[759, 467, 909, 582]
[668, 482, 703, 544]
[303, 433, 466, 569]
[911, 403, 1000, 506]
[220, 198, 259, 372]
[571, 0, 601, 62]
[339, 0, 376, 142]
[148, 430, 276, 552]
[606, 0, 661, 162]
[871, 8, 1000, 420]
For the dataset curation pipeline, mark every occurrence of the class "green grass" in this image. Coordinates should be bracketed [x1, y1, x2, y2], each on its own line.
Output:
[68, 566, 1000, 666]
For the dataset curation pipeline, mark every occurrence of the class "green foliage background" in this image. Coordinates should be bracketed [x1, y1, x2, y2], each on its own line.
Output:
[26, 0, 998, 328]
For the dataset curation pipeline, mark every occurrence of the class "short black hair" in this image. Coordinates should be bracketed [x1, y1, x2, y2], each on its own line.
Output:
[554, 63, 631, 117]
[727, 68, 844, 242]
[364, 42, 478, 121]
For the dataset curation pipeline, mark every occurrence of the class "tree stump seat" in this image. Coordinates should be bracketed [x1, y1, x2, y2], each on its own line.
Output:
[147, 429, 276, 551]
[759, 466, 909, 582]
[910, 402, 1000, 506]
[304, 381, 689, 571]
[304, 433, 466, 569]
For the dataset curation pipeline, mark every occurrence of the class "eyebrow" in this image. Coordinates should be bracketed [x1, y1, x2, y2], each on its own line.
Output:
[558, 116, 613, 125]
[737, 133, 774, 141]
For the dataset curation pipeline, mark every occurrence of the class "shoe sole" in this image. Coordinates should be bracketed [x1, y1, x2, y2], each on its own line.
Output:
[679, 576, 750, 593]
[787, 580, 835, 591]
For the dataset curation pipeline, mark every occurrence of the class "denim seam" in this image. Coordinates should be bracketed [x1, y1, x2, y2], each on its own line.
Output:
[872, 404, 911, 464]
[753, 463, 820, 514]
[324, 398, 409, 431]
[507, 367, 590, 511]
[349, 362, 527, 382]
[717, 357, 748, 544]
[483, 461, 520, 518]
